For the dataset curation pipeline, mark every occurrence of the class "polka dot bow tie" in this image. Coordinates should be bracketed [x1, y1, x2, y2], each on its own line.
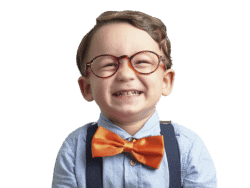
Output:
[91, 126, 164, 169]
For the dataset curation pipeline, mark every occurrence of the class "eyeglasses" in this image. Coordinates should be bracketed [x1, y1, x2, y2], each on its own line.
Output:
[83, 50, 166, 78]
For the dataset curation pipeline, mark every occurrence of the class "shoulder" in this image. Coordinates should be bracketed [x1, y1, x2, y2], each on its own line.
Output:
[52, 122, 97, 187]
[171, 122, 217, 186]
[171, 121, 199, 142]
[170, 122, 205, 168]
[64, 122, 96, 151]
[171, 121, 205, 157]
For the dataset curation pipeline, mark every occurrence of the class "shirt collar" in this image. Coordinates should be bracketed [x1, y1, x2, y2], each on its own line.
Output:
[97, 110, 161, 140]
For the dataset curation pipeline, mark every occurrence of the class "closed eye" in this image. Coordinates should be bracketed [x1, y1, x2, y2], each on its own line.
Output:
[135, 61, 150, 64]
[102, 63, 118, 68]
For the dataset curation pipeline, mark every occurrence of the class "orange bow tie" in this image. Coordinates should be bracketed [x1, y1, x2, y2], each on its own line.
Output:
[91, 126, 164, 169]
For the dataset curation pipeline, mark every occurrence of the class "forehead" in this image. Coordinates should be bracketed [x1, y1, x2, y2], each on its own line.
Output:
[88, 22, 161, 59]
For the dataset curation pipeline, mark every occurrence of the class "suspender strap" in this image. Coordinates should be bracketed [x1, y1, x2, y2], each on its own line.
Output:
[86, 123, 182, 188]
[86, 124, 103, 188]
[160, 122, 182, 188]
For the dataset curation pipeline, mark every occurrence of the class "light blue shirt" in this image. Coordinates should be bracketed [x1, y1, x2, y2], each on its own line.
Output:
[52, 110, 217, 188]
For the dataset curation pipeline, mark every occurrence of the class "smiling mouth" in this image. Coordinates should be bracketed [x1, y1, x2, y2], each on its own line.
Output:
[113, 91, 142, 96]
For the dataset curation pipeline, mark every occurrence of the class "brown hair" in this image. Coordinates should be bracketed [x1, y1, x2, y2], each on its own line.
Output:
[76, 10, 172, 77]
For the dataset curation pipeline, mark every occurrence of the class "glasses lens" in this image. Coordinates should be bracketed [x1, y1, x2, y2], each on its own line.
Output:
[131, 52, 159, 73]
[91, 55, 118, 77]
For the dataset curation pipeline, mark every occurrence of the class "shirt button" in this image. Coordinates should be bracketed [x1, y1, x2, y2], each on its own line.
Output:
[130, 159, 136, 166]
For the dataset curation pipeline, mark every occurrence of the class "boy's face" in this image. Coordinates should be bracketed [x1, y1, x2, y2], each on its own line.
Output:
[78, 22, 175, 124]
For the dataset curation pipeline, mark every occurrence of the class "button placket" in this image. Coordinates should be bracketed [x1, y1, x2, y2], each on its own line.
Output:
[123, 137, 138, 166]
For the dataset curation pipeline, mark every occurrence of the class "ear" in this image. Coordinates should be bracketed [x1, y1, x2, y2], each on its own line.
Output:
[78, 76, 94, 101]
[162, 69, 175, 96]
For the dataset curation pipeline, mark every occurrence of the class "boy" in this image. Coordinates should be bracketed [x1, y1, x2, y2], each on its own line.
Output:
[52, 10, 217, 188]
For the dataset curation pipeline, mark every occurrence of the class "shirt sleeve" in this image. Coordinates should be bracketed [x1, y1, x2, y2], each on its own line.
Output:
[52, 140, 78, 188]
[183, 134, 217, 188]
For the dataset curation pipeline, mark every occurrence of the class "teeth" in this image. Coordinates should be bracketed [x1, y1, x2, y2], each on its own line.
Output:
[114, 91, 141, 96]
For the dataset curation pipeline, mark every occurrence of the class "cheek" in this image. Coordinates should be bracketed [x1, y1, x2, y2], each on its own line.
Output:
[90, 80, 110, 98]
[95, 85, 104, 93]
[145, 75, 163, 89]
[147, 78, 163, 97]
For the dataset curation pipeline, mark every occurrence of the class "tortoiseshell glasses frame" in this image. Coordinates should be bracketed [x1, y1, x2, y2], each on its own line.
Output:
[83, 50, 167, 78]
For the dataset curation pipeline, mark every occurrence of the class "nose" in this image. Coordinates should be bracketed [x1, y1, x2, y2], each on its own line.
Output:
[115, 56, 137, 80]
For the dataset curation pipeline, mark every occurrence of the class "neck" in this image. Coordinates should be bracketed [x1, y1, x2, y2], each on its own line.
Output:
[106, 110, 155, 136]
